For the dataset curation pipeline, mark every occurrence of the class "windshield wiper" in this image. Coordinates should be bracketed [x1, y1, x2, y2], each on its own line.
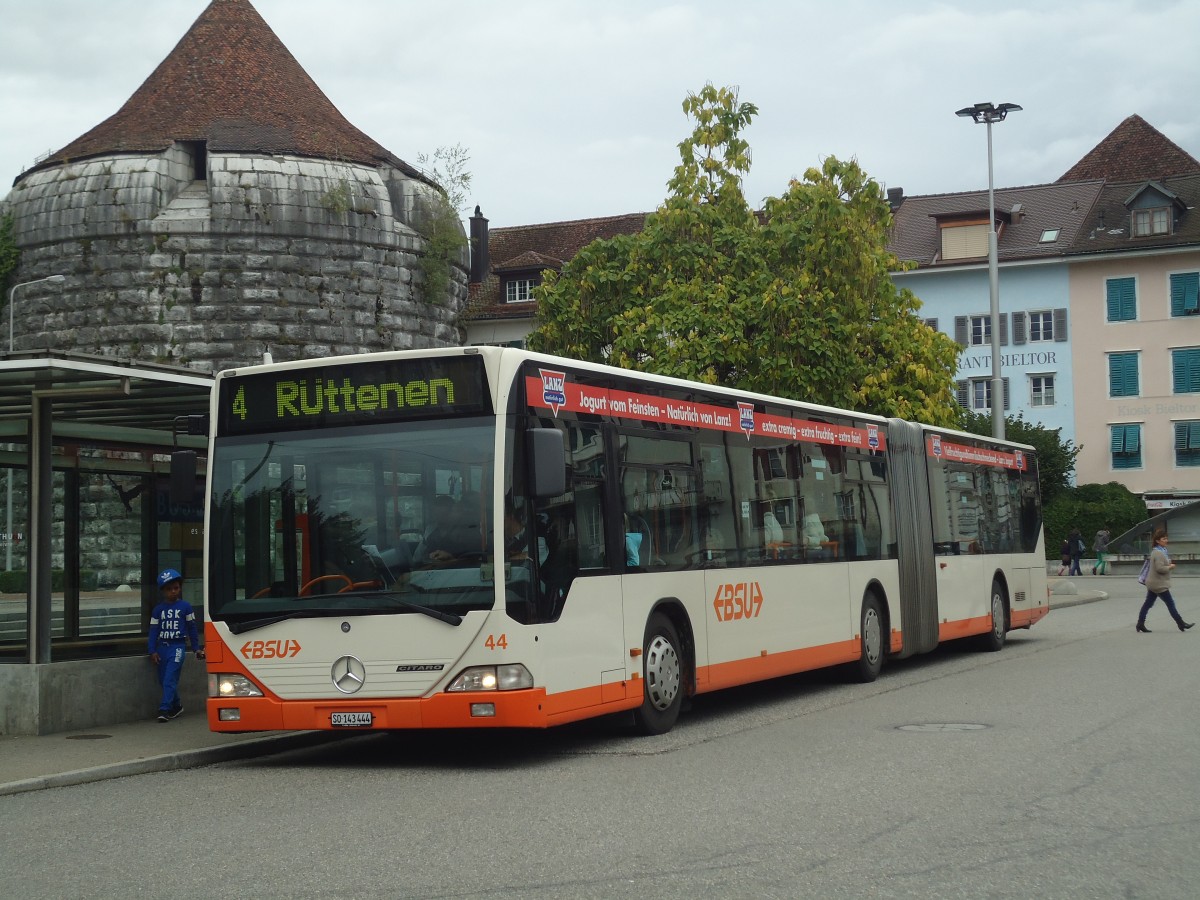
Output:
[225, 593, 462, 634]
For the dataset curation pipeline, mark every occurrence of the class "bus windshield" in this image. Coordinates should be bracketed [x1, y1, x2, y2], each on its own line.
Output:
[207, 416, 497, 628]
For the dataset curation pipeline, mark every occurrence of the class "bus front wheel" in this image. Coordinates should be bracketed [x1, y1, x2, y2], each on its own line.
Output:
[854, 594, 885, 683]
[979, 579, 1008, 652]
[633, 613, 684, 735]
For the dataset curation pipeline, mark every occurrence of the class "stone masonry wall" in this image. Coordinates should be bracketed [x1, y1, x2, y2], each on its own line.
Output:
[5, 148, 467, 373]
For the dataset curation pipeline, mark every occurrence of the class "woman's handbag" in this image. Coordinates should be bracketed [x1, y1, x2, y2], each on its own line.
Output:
[1137, 557, 1151, 586]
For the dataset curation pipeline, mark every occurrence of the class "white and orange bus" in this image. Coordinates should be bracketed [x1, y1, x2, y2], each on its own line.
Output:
[181, 347, 1047, 735]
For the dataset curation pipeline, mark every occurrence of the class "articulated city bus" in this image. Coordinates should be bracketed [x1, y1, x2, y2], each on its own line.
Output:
[183, 347, 1047, 735]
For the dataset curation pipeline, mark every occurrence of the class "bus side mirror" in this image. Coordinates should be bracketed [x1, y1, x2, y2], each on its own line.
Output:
[529, 428, 566, 499]
[170, 450, 198, 504]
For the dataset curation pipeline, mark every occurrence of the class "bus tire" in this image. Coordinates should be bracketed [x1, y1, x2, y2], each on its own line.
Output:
[854, 594, 885, 683]
[633, 613, 684, 735]
[979, 579, 1008, 652]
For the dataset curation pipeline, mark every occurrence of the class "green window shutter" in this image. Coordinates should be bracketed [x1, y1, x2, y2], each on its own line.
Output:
[1109, 353, 1138, 397]
[1106, 277, 1135, 322]
[1174, 348, 1200, 393]
[1170, 272, 1200, 317]
[1176, 422, 1200, 450]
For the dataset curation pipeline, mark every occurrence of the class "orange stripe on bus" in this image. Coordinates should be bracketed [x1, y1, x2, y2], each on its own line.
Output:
[938, 614, 992, 641]
[698, 639, 861, 693]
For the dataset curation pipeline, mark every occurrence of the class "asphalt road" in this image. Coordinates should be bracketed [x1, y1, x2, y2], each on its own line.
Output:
[2, 580, 1197, 899]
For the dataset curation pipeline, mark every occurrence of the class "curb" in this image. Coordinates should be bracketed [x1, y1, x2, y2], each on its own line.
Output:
[0, 730, 345, 798]
[1048, 590, 1108, 610]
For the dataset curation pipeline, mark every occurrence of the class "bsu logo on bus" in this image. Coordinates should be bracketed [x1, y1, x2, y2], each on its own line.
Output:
[240, 639, 302, 659]
[712, 582, 764, 622]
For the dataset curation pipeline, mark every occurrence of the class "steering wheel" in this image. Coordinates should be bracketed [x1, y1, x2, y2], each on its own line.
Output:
[299, 574, 353, 596]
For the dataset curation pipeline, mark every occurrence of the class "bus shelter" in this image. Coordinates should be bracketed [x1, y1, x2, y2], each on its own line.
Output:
[0, 351, 211, 734]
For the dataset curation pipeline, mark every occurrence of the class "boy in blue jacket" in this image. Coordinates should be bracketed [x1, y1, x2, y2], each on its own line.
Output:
[148, 568, 204, 721]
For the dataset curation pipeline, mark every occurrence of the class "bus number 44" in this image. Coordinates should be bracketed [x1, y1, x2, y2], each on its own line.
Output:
[713, 582, 764, 622]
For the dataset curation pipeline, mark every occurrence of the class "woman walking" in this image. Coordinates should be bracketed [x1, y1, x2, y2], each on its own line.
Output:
[1136, 528, 1195, 633]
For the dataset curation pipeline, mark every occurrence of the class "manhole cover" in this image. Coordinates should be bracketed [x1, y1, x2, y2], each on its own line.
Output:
[897, 723, 989, 732]
[65, 733, 113, 740]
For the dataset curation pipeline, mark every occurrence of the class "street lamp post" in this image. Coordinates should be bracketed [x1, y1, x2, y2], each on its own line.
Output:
[956, 101, 1021, 440]
[5, 274, 66, 571]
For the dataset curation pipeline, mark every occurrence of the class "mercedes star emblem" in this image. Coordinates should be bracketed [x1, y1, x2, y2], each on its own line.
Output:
[331, 655, 367, 694]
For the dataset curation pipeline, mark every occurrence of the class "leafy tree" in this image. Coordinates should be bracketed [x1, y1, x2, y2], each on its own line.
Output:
[958, 409, 1080, 504]
[527, 84, 961, 427]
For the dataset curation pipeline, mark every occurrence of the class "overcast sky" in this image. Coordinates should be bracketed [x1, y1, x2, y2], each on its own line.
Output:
[3, 1, 1199, 228]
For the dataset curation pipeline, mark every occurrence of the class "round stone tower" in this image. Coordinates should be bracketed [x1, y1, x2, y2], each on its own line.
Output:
[1, 0, 466, 372]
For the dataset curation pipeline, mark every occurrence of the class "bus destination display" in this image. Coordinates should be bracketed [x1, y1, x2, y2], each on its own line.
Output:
[219, 355, 490, 435]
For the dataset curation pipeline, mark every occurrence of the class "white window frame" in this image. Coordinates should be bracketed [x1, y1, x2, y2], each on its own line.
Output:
[1132, 207, 1170, 237]
[1027, 310, 1054, 342]
[504, 278, 537, 304]
[1029, 373, 1055, 408]
[969, 315, 991, 347]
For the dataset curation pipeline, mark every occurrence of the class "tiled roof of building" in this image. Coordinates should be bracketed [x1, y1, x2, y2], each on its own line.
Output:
[25, 0, 426, 181]
[887, 181, 1104, 268]
[1057, 115, 1200, 183]
[1066, 173, 1200, 255]
[468, 212, 648, 321]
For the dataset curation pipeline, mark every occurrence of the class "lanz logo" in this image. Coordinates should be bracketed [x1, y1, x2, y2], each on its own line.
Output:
[738, 402, 755, 439]
[1014, 450, 1025, 470]
[240, 639, 301, 659]
[931, 434, 943, 458]
[868, 424, 880, 450]
[395, 664, 445, 672]
[540, 368, 567, 416]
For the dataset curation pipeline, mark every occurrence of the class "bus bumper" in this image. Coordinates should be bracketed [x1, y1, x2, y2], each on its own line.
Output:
[207, 689, 552, 732]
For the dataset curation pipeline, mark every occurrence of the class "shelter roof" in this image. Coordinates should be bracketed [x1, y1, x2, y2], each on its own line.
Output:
[0, 350, 211, 434]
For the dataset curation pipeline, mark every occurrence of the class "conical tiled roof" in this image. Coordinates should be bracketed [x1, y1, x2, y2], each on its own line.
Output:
[26, 0, 425, 180]
[1058, 114, 1200, 182]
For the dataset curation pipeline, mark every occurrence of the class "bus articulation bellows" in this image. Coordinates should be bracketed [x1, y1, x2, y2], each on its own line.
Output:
[175, 347, 1048, 736]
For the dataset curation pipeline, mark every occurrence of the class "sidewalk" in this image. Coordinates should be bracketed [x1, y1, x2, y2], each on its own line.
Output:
[2, 584, 1107, 796]
[0, 710, 341, 797]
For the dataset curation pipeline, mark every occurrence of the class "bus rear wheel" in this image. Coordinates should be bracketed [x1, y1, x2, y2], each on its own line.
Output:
[978, 579, 1008, 652]
[853, 594, 885, 683]
[633, 613, 684, 735]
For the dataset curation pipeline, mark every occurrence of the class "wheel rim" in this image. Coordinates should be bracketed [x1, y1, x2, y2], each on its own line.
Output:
[645, 633, 681, 711]
[863, 606, 882, 665]
[991, 589, 1005, 638]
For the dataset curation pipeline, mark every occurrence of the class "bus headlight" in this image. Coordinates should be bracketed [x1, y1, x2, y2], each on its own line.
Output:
[209, 673, 264, 698]
[446, 664, 534, 692]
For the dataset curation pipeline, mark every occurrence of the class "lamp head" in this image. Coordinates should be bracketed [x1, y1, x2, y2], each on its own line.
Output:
[956, 101, 1022, 124]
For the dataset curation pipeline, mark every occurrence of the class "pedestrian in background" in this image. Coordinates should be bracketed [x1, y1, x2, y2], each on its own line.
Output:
[1068, 527, 1085, 577]
[1092, 526, 1111, 576]
[1136, 528, 1195, 634]
[1057, 537, 1071, 576]
[148, 568, 204, 721]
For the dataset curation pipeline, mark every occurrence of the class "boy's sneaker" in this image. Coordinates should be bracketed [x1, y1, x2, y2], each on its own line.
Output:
[167, 704, 184, 720]
[156, 710, 170, 722]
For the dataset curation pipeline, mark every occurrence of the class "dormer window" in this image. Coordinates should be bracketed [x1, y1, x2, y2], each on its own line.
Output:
[1124, 181, 1184, 239]
[932, 208, 1010, 262]
[504, 277, 538, 303]
[1132, 207, 1170, 237]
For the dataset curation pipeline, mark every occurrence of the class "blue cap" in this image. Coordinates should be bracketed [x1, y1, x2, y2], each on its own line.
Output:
[157, 568, 183, 588]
